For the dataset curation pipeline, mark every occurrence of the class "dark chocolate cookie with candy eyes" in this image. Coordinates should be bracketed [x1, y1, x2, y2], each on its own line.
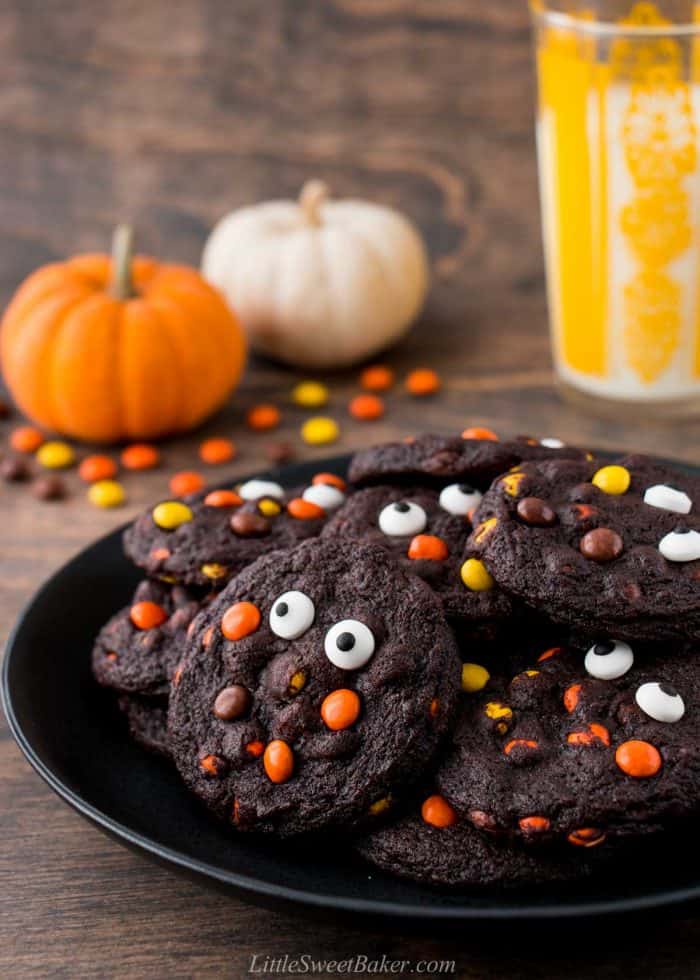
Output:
[167, 538, 461, 837]
[321, 484, 512, 630]
[123, 473, 344, 591]
[91, 580, 204, 697]
[470, 454, 700, 645]
[355, 792, 595, 888]
[437, 635, 700, 847]
[118, 694, 170, 758]
[348, 432, 588, 488]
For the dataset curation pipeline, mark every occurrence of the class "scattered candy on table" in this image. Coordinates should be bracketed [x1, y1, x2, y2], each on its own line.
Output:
[88, 479, 126, 508]
[199, 437, 236, 464]
[266, 442, 294, 465]
[405, 368, 441, 396]
[301, 416, 340, 445]
[170, 471, 205, 496]
[348, 393, 384, 421]
[79, 455, 118, 483]
[291, 380, 329, 408]
[32, 475, 66, 500]
[36, 440, 75, 469]
[121, 443, 160, 470]
[247, 404, 281, 431]
[360, 365, 394, 392]
[0, 456, 30, 482]
[10, 425, 44, 453]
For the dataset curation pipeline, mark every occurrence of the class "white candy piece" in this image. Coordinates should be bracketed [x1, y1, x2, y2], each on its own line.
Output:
[658, 528, 700, 562]
[324, 619, 375, 670]
[239, 479, 285, 501]
[439, 483, 482, 517]
[302, 483, 345, 511]
[540, 437, 565, 449]
[378, 500, 427, 537]
[269, 591, 315, 639]
[584, 640, 634, 680]
[644, 484, 692, 515]
[635, 682, 685, 723]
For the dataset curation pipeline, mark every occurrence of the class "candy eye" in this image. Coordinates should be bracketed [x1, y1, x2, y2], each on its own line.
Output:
[269, 591, 315, 639]
[635, 681, 685, 723]
[584, 640, 634, 680]
[644, 484, 692, 514]
[239, 479, 285, 502]
[324, 620, 375, 670]
[540, 437, 565, 449]
[378, 501, 427, 536]
[302, 483, 345, 511]
[439, 483, 483, 516]
[658, 526, 700, 562]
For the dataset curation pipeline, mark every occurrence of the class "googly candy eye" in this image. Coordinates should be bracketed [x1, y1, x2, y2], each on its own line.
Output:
[643, 485, 692, 514]
[658, 526, 700, 562]
[635, 682, 685, 723]
[439, 483, 483, 516]
[302, 483, 345, 511]
[540, 437, 565, 449]
[269, 591, 315, 639]
[378, 501, 427, 536]
[324, 620, 375, 670]
[238, 479, 285, 501]
[584, 640, 634, 680]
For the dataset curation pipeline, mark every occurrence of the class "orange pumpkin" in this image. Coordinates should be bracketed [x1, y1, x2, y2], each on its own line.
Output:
[0, 226, 247, 443]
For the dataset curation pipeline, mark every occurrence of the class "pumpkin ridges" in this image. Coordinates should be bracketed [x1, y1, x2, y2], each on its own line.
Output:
[0, 265, 82, 350]
[3, 287, 94, 431]
[50, 294, 124, 442]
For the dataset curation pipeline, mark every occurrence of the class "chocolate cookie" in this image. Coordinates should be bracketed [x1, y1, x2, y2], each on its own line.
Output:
[470, 454, 700, 644]
[92, 580, 203, 697]
[118, 695, 170, 757]
[123, 474, 342, 591]
[355, 795, 593, 888]
[437, 635, 700, 847]
[168, 538, 461, 837]
[348, 433, 587, 488]
[321, 484, 512, 630]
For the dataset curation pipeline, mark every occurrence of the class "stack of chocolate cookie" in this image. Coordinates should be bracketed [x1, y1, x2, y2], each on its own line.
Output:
[91, 433, 700, 890]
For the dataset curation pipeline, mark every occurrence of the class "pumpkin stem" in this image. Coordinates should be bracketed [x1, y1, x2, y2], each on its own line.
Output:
[110, 224, 135, 300]
[299, 180, 329, 226]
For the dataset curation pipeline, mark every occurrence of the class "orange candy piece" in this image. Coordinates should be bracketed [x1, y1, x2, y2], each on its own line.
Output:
[360, 364, 395, 392]
[221, 601, 261, 641]
[568, 827, 606, 848]
[348, 393, 384, 421]
[462, 426, 498, 441]
[79, 454, 117, 483]
[264, 739, 294, 783]
[245, 740, 265, 758]
[199, 437, 236, 465]
[247, 404, 281, 431]
[519, 815, 551, 834]
[504, 738, 538, 755]
[204, 489, 242, 508]
[321, 689, 361, 731]
[421, 794, 457, 828]
[405, 368, 441, 397]
[170, 470, 205, 496]
[567, 723, 610, 747]
[121, 443, 160, 470]
[615, 740, 662, 778]
[287, 497, 325, 520]
[199, 754, 225, 776]
[312, 472, 346, 491]
[130, 601, 168, 630]
[563, 683, 582, 713]
[537, 646, 562, 662]
[10, 426, 44, 453]
[407, 534, 449, 561]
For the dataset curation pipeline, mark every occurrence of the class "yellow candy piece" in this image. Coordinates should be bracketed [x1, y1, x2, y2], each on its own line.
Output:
[88, 479, 126, 508]
[152, 500, 193, 530]
[524, 669, 540, 678]
[472, 516, 498, 545]
[36, 440, 75, 469]
[501, 472, 525, 497]
[461, 662, 490, 693]
[369, 795, 392, 816]
[301, 416, 339, 446]
[201, 562, 228, 580]
[288, 670, 307, 694]
[258, 498, 282, 517]
[485, 701, 513, 722]
[292, 380, 329, 408]
[592, 465, 631, 495]
[460, 558, 494, 591]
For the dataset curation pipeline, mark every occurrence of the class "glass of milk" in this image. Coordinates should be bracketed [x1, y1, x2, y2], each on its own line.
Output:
[531, 0, 700, 416]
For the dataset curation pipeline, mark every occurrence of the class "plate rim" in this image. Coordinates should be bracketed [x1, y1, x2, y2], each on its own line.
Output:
[4, 450, 700, 922]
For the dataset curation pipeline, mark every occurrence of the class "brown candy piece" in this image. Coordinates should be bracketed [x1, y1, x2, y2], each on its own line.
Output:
[266, 441, 295, 465]
[580, 527, 623, 562]
[32, 475, 66, 501]
[230, 510, 271, 537]
[0, 455, 30, 482]
[0, 397, 11, 419]
[516, 496, 557, 526]
[213, 684, 251, 721]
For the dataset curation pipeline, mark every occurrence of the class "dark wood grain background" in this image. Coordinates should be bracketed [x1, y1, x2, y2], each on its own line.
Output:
[2, 1, 700, 977]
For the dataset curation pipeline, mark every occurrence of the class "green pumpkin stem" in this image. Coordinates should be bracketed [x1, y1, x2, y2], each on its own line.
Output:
[110, 224, 135, 299]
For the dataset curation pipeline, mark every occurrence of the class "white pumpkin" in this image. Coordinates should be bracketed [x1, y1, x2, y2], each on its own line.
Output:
[201, 181, 430, 369]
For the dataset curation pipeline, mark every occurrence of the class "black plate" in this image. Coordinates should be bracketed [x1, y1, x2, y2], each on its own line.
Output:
[3, 452, 700, 924]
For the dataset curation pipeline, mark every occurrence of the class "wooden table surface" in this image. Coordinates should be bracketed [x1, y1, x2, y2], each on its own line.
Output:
[1, 2, 700, 977]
